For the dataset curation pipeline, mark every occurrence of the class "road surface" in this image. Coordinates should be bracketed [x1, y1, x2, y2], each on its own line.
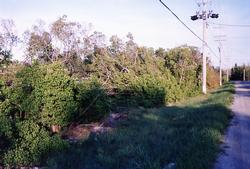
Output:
[214, 81, 250, 169]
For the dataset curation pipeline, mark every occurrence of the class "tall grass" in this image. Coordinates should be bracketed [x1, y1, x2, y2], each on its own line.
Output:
[47, 83, 234, 169]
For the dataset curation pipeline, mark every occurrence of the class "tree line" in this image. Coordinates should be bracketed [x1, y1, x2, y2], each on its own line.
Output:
[230, 64, 250, 81]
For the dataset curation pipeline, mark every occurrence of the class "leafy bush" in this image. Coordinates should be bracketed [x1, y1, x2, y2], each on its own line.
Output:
[0, 83, 14, 156]
[129, 74, 166, 107]
[39, 63, 78, 126]
[0, 43, 221, 167]
[76, 78, 110, 122]
[0, 102, 14, 161]
[5, 62, 78, 127]
[165, 46, 202, 97]
[207, 66, 220, 89]
[111, 71, 182, 108]
[0, 63, 111, 166]
[3, 120, 68, 168]
[0, 100, 13, 140]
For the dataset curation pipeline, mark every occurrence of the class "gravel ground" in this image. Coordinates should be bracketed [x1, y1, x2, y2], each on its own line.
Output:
[214, 81, 250, 169]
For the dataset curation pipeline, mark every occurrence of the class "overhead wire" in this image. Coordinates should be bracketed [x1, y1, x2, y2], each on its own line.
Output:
[228, 36, 250, 39]
[159, 0, 221, 61]
[209, 22, 250, 28]
[159, 0, 204, 43]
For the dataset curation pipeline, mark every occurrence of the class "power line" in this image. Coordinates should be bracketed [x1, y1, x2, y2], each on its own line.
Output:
[158, 0, 220, 61]
[207, 45, 220, 60]
[209, 22, 250, 28]
[228, 36, 250, 39]
[159, 0, 204, 43]
[159, 0, 224, 94]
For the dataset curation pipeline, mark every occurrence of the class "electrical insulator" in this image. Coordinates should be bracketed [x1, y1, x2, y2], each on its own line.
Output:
[211, 14, 219, 18]
[191, 15, 199, 21]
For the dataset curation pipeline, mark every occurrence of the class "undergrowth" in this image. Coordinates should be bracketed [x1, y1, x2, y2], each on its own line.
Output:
[47, 83, 234, 169]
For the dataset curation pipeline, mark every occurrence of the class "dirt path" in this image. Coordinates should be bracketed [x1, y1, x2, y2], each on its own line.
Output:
[214, 81, 250, 169]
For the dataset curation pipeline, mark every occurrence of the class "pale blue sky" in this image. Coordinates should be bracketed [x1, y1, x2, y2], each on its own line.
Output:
[1, 0, 250, 68]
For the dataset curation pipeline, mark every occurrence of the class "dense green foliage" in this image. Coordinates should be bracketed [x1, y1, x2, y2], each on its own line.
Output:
[0, 47, 12, 67]
[164, 46, 202, 96]
[0, 44, 221, 167]
[1, 62, 77, 126]
[231, 64, 250, 81]
[3, 120, 67, 167]
[76, 78, 110, 122]
[1, 74, 69, 167]
[46, 83, 234, 169]
[0, 62, 109, 167]
[111, 70, 182, 108]
[0, 17, 222, 167]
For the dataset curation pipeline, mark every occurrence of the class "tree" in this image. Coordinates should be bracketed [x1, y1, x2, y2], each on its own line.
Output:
[0, 19, 18, 52]
[22, 20, 55, 64]
[125, 32, 138, 63]
[26, 30, 54, 63]
[109, 35, 124, 56]
[231, 64, 243, 80]
[165, 46, 201, 84]
[230, 64, 250, 81]
[0, 48, 12, 67]
[164, 46, 202, 96]
[50, 16, 108, 73]
[155, 47, 166, 59]
[0, 19, 17, 68]
[50, 15, 86, 61]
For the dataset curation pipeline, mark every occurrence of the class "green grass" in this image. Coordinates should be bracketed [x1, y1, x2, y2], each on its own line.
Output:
[46, 83, 234, 169]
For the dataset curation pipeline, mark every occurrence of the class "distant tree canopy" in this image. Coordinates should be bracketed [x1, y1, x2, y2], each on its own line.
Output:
[0, 47, 12, 67]
[231, 64, 250, 81]
[0, 19, 18, 68]
[0, 16, 221, 96]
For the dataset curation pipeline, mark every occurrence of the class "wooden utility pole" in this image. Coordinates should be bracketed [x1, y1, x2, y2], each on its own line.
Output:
[202, 1, 207, 93]
[191, 0, 219, 94]
[214, 35, 226, 85]
[243, 68, 246, 81]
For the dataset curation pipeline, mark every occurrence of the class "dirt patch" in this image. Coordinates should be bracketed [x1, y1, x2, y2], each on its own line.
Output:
[62, 113, 128, 142]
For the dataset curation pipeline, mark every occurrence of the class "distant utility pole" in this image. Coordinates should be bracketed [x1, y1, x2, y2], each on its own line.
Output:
[226, 69, 229, 82]
[214, 34, 227, 86]
[218, 46, 222, 86]
[243, 68, 246, 81]
[191, 0, 219, 94]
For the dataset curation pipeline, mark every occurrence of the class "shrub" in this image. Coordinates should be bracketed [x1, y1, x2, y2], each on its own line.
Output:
[207, 67, 220, 89]
[0, 100, 13, 139]
[0, 103, 14, 161]
[112, 71, 182, 108]
[15, 62, 116, 125]
[0, 80, 15, 152]
[3, 120, 68, 168]
[129, 74, 166, 107]
[39, 63, 78, 126]
[165, 46, 202, 97]
[76, 77, 110, 122]
[6, 62, 78, 127]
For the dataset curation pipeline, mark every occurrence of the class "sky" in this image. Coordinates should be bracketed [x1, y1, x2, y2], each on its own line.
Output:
[1, 0, 250, 68]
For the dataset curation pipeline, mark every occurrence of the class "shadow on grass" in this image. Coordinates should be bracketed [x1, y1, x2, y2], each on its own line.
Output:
[211, 84, 235, 95]
[46, 85, 234, 169]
